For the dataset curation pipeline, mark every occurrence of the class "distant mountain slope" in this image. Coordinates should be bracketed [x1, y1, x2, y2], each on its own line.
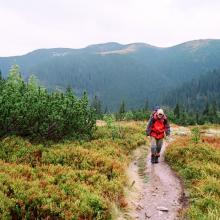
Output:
[1, 39, 220, 110]
[162, 70, 220, 111]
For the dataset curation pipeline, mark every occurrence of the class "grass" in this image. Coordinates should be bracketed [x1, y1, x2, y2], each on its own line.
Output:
[0, 121, 146, 219]
[165, 133, 220, 220]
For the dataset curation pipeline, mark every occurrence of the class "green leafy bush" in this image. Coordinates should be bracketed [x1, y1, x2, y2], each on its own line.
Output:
[0, 65, 96, 140]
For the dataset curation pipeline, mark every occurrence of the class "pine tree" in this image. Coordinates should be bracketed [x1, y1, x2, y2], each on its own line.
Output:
[209, 101, 218, 123]
[104, 106, 108, 114]
[196, 112, 199, 124]
[143, 99, 149, 112]
[119, 100, 126, 114]
[203, 103, 210, 115]
[91, 95, 102, 117]
[174, 104, 180, 118]
[210, 101, 218, 117]
[179, 108, 187, 125]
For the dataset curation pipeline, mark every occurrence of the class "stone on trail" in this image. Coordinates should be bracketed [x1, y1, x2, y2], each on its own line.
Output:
[136, 204, 144, 210]
[130, 180, 135, 188]
[156, 206, 169, 211]
[145, 212, 151, 218]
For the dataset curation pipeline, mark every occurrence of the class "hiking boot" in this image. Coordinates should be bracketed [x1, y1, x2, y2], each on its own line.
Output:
[156, 152, 160, 157]
[151, 155, 156, 163]
[154, 156, 159, 163]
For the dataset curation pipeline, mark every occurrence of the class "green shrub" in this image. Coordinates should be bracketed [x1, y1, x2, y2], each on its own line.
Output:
[0, 65, 96, 140]
[103, 115, 123, 139]
[191, 127, 201, 144]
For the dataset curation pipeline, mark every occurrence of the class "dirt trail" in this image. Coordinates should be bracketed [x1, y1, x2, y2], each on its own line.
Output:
[120, 126, 189, 220]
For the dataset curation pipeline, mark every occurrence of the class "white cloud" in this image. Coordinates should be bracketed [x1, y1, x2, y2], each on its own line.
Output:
[0, 0, 220, 56]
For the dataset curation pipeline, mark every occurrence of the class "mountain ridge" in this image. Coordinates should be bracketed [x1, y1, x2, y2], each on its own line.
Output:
[0, 39, 220, 110]
[1, 39, 219, 58]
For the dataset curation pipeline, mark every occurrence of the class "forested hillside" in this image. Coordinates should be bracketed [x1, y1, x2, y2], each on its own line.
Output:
[162, 70, 220, 111]
[1, 39, 220, 110]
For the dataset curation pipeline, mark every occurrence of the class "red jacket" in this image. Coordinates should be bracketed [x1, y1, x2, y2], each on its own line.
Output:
[146, 113, 170, 139]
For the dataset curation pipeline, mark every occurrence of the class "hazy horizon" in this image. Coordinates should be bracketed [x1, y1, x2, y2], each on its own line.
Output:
[1, 0, 220, 56]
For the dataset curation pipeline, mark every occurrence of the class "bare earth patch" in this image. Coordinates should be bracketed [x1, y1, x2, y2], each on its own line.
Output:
[96, 120, 107, 127]
[203, 128, 220, 137]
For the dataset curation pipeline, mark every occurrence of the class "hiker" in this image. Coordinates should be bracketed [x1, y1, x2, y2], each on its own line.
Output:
[146, 108, 170, 163]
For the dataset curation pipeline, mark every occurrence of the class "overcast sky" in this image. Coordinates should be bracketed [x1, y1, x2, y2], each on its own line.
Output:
[1, 0, 220, 56]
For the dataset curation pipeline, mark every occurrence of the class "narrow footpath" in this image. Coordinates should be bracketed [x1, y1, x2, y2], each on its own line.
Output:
[120, 126, 189, 220]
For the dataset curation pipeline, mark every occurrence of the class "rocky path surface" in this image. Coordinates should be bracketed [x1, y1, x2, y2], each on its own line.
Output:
[120, 126, 190, 220]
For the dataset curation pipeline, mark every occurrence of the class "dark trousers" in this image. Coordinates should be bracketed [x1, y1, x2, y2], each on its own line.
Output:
[150, 137, 163, 155]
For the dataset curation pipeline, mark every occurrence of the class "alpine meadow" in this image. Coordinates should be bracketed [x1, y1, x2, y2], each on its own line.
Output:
[1, 1, 220, 219]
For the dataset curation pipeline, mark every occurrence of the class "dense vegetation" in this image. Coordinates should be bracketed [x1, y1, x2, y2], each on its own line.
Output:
[165, 130, 220, 219]
[0, 120, 146, 219]
[1, 39, 220, 110]
[0, 64, 148, 219]
[0, 65, 96, 140]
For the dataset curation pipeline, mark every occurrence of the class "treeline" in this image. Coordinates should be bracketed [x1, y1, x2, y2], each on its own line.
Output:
[0, 65, 96, 140]
[166, 102, 219, 125]
[92, 96, 220, 125]
[91, 97, 151, 121]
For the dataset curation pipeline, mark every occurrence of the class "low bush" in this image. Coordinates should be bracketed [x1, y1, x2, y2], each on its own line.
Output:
[0, 121, 146, 219]
[165, 135, 220, 219]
